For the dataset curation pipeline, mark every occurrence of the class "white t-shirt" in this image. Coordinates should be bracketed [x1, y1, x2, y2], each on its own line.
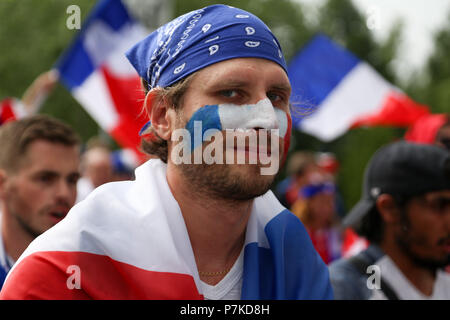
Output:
[370, 255, 450, 300]
[199, 248, 244, 300]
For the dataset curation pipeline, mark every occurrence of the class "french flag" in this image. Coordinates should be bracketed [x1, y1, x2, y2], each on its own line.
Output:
[0, 159, 333, 299]
[56, 0, 149, 160]
[288, 34, 430, 142]
[0, 98, 26, 125]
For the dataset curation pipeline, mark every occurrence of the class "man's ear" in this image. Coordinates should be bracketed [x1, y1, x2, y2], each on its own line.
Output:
[376, 194, 401, 224]
[143, 89, 176, 141]
[0, 169, 8, 197]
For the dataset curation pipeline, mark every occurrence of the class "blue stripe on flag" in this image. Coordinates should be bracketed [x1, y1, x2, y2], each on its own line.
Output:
[56, 0, 134, 89]
[93, 0, 133, 31]
[287, 34, 359, 126]
[241, 209, 334, 299]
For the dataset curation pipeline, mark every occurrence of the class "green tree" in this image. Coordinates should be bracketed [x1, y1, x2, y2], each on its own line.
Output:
[406, 12, 450, 114]
[0, 0, 99, 142]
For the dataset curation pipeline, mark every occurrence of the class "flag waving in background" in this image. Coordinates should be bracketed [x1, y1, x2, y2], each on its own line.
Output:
[0, 70, 59, 125]
[288, 34, 430, 142]
[0, 98, 25, 125]
[56, 0, 151, 161]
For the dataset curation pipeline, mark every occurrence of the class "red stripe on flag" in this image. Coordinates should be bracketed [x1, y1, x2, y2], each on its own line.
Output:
[100, 66, 148, 162]
[404, 113, 448, 144]
[350, 92, 430, 129]
[0, 251, 203, 300]
[0, 98, 18, 125]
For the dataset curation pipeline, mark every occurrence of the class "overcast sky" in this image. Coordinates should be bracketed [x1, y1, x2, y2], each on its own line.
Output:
[298, 0, 450, 80]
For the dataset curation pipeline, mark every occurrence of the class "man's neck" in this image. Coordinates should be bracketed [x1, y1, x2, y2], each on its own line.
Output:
[381, 237, 436, 297]
[1, 209, 34, 262]
[166, 165, 252, 285]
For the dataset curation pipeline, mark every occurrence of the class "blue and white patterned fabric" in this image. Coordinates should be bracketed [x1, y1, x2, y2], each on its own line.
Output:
[125, 4, 287, 90]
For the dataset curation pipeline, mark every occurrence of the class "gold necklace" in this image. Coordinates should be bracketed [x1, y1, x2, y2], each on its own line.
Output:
[198, 269, 230, 277]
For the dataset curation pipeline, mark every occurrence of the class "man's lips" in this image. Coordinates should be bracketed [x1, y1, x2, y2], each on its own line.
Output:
[48, 207, 69, 221]
[438, 237, 450, 253]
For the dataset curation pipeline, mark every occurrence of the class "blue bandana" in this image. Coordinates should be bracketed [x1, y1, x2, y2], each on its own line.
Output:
[125, 4, 287, 90]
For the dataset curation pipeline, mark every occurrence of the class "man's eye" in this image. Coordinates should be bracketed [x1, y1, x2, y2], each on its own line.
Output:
[267, 92, 282, 102]
[38, 175, 53, 183]
[67, 175, 80, 185]
[220, 90, 238, 98]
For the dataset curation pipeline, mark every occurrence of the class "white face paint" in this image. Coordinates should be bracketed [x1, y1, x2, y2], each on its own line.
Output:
[218, 98, 288, 137]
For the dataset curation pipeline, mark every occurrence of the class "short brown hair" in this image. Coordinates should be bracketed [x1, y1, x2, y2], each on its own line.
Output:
[140, 74, 195, 163]
[0, 115, 81, 172]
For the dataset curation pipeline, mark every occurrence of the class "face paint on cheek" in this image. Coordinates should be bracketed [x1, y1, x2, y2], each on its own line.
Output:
[185, 104, 222, 151]
[184, 99, 290, 158]
[280, 111, 292, 166]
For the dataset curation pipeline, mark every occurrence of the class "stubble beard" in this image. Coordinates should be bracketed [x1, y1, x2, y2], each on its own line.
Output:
[178, 161, 276, 201]
[173, 114, 278, 201]
[395, 211, 450, 271]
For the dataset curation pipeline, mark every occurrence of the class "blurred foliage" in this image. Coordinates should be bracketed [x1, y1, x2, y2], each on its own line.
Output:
[0, 0, 448, 212]
[0, 0, 98, 142]
[405, 13, 450, 115]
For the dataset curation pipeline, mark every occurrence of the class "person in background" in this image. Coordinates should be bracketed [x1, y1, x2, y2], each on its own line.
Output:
[0, 115, 80, 288]
[329, 141, 450, 299]
[76, 142, 114, 203]
[110, 149, 139, 182]
[275, 151, 319, 208]
[291, 173, 342, 264]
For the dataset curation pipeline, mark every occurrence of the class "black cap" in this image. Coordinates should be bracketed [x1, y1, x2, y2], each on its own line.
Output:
[343, 141, 450, 227]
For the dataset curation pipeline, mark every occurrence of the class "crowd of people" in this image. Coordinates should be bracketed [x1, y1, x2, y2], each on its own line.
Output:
[0, 4, 448, 300]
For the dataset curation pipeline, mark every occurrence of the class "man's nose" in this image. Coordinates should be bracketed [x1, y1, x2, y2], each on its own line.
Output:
[54, 179, 73, 202]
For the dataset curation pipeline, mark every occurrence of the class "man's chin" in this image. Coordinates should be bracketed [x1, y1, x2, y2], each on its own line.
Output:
[409, 253, 450, 272]
[177, 162, 276, 201]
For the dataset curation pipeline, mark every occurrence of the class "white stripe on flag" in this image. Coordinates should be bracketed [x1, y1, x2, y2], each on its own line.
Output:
[72, 70, 119, 131]
[299, 62, 397, 141]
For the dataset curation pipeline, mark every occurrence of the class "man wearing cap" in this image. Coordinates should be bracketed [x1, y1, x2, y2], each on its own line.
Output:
[0, 5, 332, 300]
[329, 141, 450, 300]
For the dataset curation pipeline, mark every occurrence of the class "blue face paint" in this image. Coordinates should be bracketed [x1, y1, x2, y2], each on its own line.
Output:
[185, 104, 222, 151]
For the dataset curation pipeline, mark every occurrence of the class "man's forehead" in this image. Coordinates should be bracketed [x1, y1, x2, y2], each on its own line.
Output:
[194, 58, 290, 88]
[17, 140, 79, 170]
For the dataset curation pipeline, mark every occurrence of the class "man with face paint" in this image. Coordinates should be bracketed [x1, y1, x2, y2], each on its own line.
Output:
[329, 141, 450, 300]
[0, 5, 332, 300]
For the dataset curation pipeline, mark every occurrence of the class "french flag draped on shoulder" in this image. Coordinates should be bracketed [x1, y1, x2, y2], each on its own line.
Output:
[0, 159, 333, 299]
[288, 34, 430, 142]
[56, 0, 149, 159]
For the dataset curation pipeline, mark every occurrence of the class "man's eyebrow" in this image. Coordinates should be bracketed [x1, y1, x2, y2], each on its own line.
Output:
[31, 170, 60, 178]
[209, 80, 291, 92]
[210, 79, 250, 88]
[270, 83, 291, 93]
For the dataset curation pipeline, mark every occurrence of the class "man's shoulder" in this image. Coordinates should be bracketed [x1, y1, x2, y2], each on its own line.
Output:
[329, 254, 363, 280]
[328, 246, 383, 300]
